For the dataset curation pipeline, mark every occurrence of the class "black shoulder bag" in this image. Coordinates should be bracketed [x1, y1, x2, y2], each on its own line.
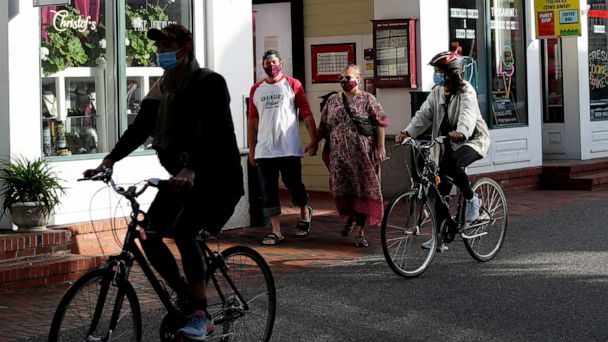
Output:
[342, 93, 375, 137]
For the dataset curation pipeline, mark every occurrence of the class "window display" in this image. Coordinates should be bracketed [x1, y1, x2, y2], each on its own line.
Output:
[588, 0, 608, 121]
[449, 0, 527, 127]
[39, 0, 192, 158]
[489, 0, 527, 126]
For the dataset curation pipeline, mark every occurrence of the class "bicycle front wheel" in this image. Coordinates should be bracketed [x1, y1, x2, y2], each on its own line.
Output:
[48, 268, 142, 342]
[381, 188, 437, 278]
[206, 245, 276, 341]
[463, 177, 508, 261]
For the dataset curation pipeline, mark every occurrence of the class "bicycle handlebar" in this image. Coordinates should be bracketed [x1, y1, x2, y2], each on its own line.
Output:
[396, 135, 447, 149]
[78, 167, 168, 200]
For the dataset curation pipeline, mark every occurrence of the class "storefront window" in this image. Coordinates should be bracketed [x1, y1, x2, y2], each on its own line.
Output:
[449, 0, 528, 128]
[489, 0, 527, 126]
[542, 38, 564, 123]
[40, 0, 192, 158]
[588, 0, 608, 121]
[449, 0, 489, 117]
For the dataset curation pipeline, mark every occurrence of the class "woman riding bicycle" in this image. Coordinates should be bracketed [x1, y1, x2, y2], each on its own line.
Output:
[395, 50, 490, 245]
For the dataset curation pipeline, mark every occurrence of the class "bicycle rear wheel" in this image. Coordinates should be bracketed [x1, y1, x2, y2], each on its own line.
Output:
[381, 188, 437, 278]
[48, 268, 142, 341]
[463, 177, 508, 261]
[206, 245, 276, 341]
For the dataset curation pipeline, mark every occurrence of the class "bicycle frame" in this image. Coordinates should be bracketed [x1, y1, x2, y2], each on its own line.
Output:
[87, 170, 249, 331]
[404, 137, 489, 240]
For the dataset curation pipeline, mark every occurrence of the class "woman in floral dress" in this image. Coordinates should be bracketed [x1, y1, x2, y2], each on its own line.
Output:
[317, 64, 389, 247]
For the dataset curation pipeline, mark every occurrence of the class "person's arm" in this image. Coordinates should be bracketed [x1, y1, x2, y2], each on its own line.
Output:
[396, 89, 437, 143]
[247, 84, 260, 166]
[291, 77, 318, 155]
[83, 99, 158, 177]
[453, 85, 480, 141]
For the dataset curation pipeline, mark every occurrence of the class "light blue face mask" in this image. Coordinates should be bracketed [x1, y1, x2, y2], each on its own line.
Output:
[156, 47, 183, 71]
[433, 72, 445, 86]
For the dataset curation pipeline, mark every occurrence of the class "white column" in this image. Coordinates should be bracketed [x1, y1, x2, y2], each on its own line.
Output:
[0, 1, 9, 229]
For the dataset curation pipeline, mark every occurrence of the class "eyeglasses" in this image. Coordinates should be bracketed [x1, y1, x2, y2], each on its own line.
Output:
[338, 75, 356, 82]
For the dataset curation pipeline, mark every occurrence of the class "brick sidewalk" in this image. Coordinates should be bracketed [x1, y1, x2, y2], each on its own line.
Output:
[1, 188, 607, 341]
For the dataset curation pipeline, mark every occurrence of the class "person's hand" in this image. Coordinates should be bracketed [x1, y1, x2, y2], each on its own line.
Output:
[169, 168, 195, 191]
[82, 158, 114, 179]
[395, 130, 409, 143]
[449, 131, 465, 143]
[248, 149, 257, 166]
[305, 138, 318, 156]
[376, 145, 388, 162]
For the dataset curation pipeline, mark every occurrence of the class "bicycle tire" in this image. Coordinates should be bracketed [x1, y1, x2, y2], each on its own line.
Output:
[48, 268, 142, 341]
[381, 188, 437, 278]
[206, 245, 276, 342]
[463, 177, 508, 261]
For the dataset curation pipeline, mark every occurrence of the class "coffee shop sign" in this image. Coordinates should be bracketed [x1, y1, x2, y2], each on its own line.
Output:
[51, 9, 98, 33]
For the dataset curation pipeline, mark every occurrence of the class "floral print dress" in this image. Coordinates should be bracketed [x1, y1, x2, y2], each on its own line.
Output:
[318, 91, 389, 226]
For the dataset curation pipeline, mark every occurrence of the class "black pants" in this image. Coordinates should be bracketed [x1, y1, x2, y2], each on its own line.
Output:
[256, 156, 309, 217]
[435, 145, 482, 222]
[140, 188, 241, 297]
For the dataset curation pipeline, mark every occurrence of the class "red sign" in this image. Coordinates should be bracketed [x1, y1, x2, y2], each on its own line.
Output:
[588, 9, 608, 19]
[537, 11, 555, 38]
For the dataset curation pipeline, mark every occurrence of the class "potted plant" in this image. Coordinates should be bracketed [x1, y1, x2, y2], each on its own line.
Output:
[0, 157, 65, 231]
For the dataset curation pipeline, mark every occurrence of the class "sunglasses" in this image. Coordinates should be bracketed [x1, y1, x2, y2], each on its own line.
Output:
[338, 75, 356, 82]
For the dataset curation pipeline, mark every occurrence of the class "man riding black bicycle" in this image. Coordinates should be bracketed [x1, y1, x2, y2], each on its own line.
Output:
[84, 24, 243, 340]
[395, 50, 490, 249]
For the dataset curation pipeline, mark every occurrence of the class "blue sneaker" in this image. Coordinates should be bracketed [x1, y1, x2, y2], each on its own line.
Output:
[465, 194, 482, 222]
[178, 310, 215, 340]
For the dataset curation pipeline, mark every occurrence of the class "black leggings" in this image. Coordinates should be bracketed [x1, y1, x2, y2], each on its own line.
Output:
[435, 145, 481, 221]
[140, 189, 241, 297]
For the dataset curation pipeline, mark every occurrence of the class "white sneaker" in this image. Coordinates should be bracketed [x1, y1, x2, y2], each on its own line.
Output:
[420, 238, 448, 252]
[465, 194, 482, 222]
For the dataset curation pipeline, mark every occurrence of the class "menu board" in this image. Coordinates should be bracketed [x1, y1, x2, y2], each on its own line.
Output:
[491, 93, 519, 125]
[372, 19, 417, 88]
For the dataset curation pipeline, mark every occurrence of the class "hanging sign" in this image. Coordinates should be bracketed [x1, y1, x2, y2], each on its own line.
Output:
[534, 0, 581, 39]
[33, 0, 70, 6]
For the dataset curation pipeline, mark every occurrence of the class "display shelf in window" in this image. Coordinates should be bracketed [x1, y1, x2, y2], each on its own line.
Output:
[372, 18, 418, 88]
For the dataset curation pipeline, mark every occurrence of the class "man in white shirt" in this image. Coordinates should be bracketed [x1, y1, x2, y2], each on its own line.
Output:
[248, 49, 318, 245]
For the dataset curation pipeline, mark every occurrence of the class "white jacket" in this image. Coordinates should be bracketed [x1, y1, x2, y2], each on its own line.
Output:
[404, 81, 490, 162]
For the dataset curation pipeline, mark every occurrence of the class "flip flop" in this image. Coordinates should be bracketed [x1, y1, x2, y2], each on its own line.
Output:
[261, 233, 285, 245]
[294, 205, 313, 236]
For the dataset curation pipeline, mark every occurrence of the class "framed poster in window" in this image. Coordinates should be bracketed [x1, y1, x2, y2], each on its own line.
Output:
[311, 43, 356, 83]
[372, 18, 417, 88]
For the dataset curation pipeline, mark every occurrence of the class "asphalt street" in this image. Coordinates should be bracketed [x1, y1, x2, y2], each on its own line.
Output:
[19, 192, 608, 342]
[269, 194, 608, 341]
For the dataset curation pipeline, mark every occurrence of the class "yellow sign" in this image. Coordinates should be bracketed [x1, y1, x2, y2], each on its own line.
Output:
[534, 0, 581, 38]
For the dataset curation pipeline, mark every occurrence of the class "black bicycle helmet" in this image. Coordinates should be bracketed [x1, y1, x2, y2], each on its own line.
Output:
[429, 50, 464, 72]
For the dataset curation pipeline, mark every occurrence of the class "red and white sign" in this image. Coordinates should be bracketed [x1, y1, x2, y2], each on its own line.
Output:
[537, 11, 555, 38]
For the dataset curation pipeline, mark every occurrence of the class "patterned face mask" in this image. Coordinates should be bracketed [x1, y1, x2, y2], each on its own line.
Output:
[264, 64, 282, 78]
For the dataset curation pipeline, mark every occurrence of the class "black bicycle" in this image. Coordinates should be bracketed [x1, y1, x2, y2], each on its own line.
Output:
[381, 136, 507, 278]
[48, 168, 276, 341]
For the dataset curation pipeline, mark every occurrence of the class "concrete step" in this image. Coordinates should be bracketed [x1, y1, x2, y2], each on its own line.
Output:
[542, 158, 608, 176]
[541, 164, 608, 190]
[0, 229, 71, 262]
[0, 253, 104, 292]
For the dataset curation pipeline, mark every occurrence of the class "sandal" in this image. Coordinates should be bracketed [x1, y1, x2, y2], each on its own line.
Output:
[294, 205, 313, 236]
[341, 217, 356, 237]
[261, 233, 285, 245]
[354, 236, 369, 248]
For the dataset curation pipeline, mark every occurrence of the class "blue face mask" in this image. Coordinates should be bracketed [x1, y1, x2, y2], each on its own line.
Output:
[433, 72, 445, 86]
[156, 48, 183, 71]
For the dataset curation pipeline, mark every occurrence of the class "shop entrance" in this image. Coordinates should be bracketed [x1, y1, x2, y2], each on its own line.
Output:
[541, 38, 567, 159]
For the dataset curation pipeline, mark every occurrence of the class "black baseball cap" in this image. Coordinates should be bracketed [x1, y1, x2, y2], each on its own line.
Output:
[147, 23, 193, 45]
